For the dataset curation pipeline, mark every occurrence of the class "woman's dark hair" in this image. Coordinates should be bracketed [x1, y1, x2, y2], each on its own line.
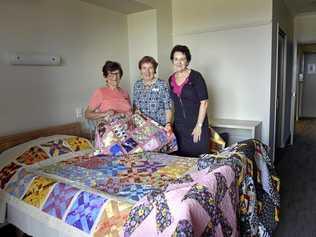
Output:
[102, 61, 123, 77]
[138, 56, 158, 73]
[170, 45, 192, 63]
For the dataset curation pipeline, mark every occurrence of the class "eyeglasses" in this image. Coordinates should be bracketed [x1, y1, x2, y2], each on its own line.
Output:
[107, 71, 121, 78]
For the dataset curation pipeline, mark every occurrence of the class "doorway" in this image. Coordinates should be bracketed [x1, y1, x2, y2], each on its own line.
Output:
[296, 44, 316, 120]
[300, 52, 316, 118]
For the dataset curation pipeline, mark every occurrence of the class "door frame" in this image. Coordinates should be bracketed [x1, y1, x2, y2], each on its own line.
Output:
[275, 26, 288, 149]
[298, 47, 305, 119]
[290, 40, 299, 144]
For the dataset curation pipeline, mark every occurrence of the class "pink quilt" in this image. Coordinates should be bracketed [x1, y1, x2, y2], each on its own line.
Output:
[123, 165, 238, 237]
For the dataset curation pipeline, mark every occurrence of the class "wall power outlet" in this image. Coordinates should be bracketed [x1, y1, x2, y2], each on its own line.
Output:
[75, 107, 83, 119]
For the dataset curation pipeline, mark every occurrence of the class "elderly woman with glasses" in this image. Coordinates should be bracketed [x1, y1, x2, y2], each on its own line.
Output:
[133, 56, 172, 128]
[85, 61, 131, 120]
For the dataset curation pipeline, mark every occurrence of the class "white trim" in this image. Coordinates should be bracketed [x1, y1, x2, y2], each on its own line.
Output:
[270, 21, 279, 163]
[298, 52, 305, 117]
[290, 37, 298, 145]
[273, 22, 280, 153]
[173, 19, 272, 36]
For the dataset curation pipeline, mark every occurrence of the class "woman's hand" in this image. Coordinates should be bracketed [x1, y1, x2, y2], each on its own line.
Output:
[165, 122, 172, 132]
[85, 107, 108, 120]
[164, 123, 173, 140]
[192, 126, 202, 143]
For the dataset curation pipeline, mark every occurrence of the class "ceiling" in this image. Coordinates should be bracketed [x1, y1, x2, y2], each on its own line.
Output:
[284, 0, 316, 15]
[81, 0, 316, 16]
[80, 0, 152, 14]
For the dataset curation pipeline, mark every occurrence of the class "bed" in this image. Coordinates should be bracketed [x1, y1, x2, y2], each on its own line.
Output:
[0, 122, 280, 237]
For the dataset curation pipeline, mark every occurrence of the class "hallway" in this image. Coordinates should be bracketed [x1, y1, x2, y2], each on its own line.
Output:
[274, 119, 316, 236]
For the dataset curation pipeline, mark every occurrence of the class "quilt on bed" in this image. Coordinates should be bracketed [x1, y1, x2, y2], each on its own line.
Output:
[122, 140, 280, 237]
[0, 137, 279, 237]
[198, 139, 280, 237]
[0, 138, 237, 237]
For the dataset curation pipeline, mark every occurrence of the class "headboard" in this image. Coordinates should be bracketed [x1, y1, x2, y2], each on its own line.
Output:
[0, 122, 82, 153]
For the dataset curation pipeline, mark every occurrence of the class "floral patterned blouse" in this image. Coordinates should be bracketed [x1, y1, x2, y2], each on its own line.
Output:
[133, 79, 172, 125]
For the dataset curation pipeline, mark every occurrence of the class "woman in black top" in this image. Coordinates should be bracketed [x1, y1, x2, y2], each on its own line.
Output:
[169, 45, 210, 157]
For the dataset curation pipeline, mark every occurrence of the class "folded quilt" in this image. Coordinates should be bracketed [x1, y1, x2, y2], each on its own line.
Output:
[94, 112, 178, 155]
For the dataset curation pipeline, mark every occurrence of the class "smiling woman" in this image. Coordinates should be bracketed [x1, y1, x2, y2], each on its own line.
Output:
[169, 45, 210, 157]
[132, 56, 172, 127]
[85, 61, 132, 121]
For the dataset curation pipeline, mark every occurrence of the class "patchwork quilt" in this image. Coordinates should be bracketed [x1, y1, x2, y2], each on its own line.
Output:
[198, 139, 280, 237]
[0, 136, 280, 237]
[94, 112, 178, 155]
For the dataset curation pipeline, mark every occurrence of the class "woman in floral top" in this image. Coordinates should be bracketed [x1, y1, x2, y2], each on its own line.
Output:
[133, 56, 172, 128]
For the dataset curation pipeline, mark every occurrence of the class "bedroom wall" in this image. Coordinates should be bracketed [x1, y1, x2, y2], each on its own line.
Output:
[135, 0, 173, 81]
[172, 0, 273, 144]
[127, 10, 158, 89]
[127, 0, 173, 99]
[0, 0, 130, 136]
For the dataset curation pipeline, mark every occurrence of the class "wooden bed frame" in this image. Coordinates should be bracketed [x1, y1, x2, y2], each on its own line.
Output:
[0, 122, 82, 153]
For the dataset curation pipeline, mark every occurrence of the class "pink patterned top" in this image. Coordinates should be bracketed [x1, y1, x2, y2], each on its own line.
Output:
[170, 73, 189, 97]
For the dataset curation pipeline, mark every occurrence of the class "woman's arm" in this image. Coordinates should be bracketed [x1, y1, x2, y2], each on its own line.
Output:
[191, 71, 209, 143]
[86, 88, 107, 120]
[192, 100, 208, 143]
[84, 106, 107, 120]
[162, 80, 173, 126]
[165, 109, 173, 125]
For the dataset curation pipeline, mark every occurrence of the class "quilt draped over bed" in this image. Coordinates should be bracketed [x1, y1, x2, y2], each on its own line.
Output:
[0, 136, 280, 237]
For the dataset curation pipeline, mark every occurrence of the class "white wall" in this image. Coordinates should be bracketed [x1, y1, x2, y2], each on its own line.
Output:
[295, 13, 316, 43]
[127, 10, 158, 89]
[136, 0, 173, 80]
[0, 0, 129, 135]
[172, 0, 272, 35]
[172, 0, 273, 144]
